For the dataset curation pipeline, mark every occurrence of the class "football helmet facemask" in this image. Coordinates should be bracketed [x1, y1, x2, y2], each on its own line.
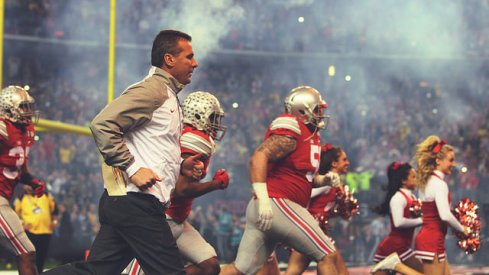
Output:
[284, 86, 329, 129]
[183, 91, 226, 141]
[0, 86, 37, 124]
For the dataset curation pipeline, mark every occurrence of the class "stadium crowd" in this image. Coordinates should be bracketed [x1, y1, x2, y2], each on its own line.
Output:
[4, 0, 489, 56]
[0, 0, 488, 270]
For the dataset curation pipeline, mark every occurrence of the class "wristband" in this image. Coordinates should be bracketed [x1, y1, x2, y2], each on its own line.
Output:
[252, 182, 269, 199]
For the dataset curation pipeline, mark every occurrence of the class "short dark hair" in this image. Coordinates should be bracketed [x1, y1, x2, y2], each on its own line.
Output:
[151, 30, 192, 68]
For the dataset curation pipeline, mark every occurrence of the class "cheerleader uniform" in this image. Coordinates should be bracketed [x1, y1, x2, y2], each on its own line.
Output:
[308, 185, 339, 225]
[415, 170, 464, 261]
[374, 188, 422, 263]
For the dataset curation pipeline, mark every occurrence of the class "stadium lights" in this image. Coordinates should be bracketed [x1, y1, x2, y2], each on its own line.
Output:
[328, 65, 335, 77]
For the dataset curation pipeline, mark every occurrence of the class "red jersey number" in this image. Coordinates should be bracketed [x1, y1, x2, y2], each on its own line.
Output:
[3, 146, 28, 179]
[306, 144, 321, 182]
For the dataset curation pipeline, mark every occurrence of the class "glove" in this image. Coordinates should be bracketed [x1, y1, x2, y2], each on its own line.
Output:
[213, 169, 229, 189]
[314, 171, 341, 187]
[20, 173, 45, 197]
[325, 172, 341, 187]
[253, 182, 273, 231]
[30, 178, 45, 197]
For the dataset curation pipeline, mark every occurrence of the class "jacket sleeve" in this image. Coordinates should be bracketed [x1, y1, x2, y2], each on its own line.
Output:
[14, 198, 22, 216]
[90, 82, 168, 171]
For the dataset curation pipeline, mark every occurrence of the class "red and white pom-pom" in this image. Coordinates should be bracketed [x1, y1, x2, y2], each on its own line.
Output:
[334, 185, 359, 220]
[409, 199, 423, 218]
[452, 198, 481, 254]
[313, 212, 331, 232]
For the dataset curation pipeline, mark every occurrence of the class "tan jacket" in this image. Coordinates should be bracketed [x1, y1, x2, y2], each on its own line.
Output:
[90, 67, 185, 203]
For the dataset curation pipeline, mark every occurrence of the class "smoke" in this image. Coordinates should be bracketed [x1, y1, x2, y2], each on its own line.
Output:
[109, 0, 245, 92]
[281, 0, 315, 8]
[148, 0, 245, 59]
[182, 0, 244, 57]
[291, 0, 486, 129]
[344, 0, 465, 58]
[7, 0, 486, 158]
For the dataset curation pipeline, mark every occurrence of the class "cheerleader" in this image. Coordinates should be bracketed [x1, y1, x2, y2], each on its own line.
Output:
[414, 136, 468, 274]
[371, 162, 423, 275]
[372, 136, 469, 275]
[285, 145, 350, 275]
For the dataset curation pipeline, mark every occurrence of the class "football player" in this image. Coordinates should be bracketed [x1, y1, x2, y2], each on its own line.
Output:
[220, 86, 342, 275]
[126, 91, 229, 275]
[286, 145, 350, 275]
[0, 85, 45, 275]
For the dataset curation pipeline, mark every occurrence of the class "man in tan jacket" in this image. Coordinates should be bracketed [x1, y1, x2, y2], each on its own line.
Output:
[44, 30, 202, 275]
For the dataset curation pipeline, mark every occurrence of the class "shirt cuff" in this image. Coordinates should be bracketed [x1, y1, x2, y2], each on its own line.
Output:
[125, 161, 143, 178]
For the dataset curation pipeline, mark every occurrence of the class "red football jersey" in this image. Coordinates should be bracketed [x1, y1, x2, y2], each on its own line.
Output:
[0, 118, 35, 199]
[265, 114, 321, 207]
[166, 125, 214, 222]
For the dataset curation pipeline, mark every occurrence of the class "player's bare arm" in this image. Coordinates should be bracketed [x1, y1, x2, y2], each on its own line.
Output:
[250, 134, 296, 183]
[257, 134, 297, 161]
[174, 153, 201, 197]
[174, 153, 226, 198]
[174, 174, 222, 198]
[181, 154, 205, 179]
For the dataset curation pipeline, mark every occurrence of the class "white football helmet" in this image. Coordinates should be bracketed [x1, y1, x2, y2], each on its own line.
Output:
[182, 91, 226, 141]
[0, 86, 36, 124]
[284, 86, 329, 129]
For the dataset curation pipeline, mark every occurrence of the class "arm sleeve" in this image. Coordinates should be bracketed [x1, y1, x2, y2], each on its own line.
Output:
[435, 183, 465, 232]
[390, 193, 423, 228]
[180, 131, 214, 156]
[90, 84, 168, 171]
[311, 185, 332, 198]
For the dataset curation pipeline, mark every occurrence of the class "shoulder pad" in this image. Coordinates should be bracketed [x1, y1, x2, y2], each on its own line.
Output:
[270, 116, 301, 135]
[0, 120, 7, 140]
[181, 132, 215, 156]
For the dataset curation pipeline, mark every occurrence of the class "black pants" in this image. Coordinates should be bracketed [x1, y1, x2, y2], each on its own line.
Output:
[26, 232, 51, 272]
[43, 191, 184, 275]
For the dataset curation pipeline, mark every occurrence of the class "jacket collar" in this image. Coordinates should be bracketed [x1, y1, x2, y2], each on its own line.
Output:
[149, 66, 185, 93]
